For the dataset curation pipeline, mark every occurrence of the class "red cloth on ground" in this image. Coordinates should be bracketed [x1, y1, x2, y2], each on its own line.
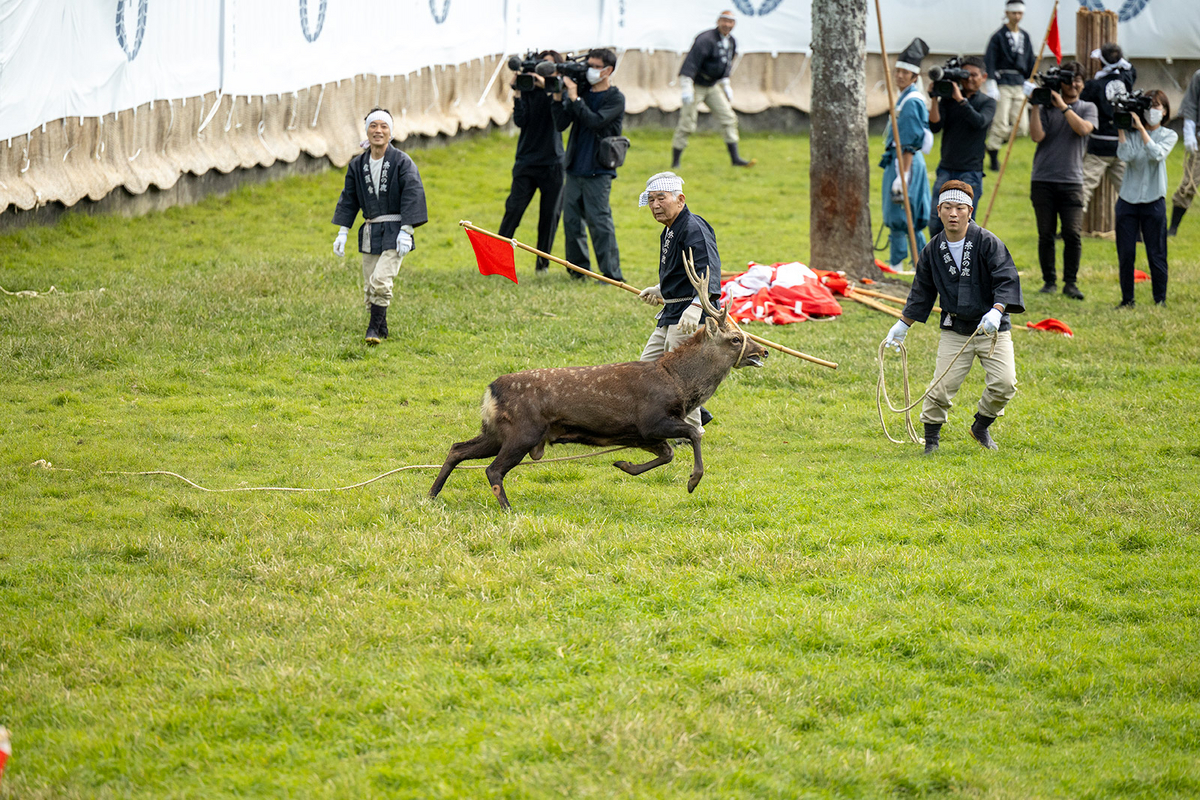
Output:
[1026, 318, 1073, 336]
[720, 262, 842, 324]
[1134, 269, 1150, 283]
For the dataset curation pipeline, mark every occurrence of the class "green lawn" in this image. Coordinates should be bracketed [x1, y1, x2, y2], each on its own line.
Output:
[2, 126, 1198, 798]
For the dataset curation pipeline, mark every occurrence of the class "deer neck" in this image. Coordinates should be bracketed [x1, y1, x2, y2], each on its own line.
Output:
[660, 340, 734, 405]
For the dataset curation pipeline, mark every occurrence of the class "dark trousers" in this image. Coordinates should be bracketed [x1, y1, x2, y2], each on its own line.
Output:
[1115, 197, 1169, 304]
[1030, 180, 1084, 285]
[498, 162, 563, 271]
[929, 168, 984, 237]
[562, 173, 622, 281]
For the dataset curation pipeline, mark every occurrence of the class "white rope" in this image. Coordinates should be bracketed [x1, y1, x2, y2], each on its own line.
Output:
[2, 285, 105, 299]
[28, 446, 633, 494]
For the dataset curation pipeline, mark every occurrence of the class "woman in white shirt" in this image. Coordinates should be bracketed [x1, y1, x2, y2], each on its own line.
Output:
[1115, 90, 1178, 308]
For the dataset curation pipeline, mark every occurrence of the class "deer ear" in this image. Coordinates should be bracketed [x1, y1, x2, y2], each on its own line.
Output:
[705, 317, 719, 337]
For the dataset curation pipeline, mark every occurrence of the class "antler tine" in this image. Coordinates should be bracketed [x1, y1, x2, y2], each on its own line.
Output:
[682, 248, 727, 326]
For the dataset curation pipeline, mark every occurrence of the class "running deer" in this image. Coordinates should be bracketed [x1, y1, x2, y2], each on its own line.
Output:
[430, 254, 768, 509]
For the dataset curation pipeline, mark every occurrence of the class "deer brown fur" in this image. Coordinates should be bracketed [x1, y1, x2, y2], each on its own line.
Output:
[429, 315, 767, 510]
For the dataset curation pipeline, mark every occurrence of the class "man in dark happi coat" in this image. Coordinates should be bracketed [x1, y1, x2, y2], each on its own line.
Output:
[984, 0, 1036, 171]
[332, 108, 428, 344]
[637, 172, 722, 435]
[884, 181, 1025, 454]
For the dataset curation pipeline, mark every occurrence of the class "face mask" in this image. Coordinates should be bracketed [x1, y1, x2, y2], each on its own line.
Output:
[586, 67, 604, 86]
[1147, 108, 1163, 126]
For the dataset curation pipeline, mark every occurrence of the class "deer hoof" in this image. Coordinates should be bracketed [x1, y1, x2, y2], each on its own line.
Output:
[687, 473, 703, 493]
[613, 460, 633, 474]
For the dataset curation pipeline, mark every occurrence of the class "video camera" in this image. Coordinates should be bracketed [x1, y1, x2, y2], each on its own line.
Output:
[1029, 66, 1075, 106]
[928, 57, 972, 99]
[1112, 89, 1153, 130]
[507, 51, 590, 94]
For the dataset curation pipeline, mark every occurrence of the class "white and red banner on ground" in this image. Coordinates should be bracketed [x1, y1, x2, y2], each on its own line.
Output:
[2, 0, 1197, 141]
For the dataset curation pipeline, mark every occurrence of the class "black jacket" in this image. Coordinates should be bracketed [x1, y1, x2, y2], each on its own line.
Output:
[985, 27, 1035, 86]
[657, 205, 722, 328]
[331, 145, 428, 255]
[1081, 67, 1137, 158]
[680, 28, 736, 87]
[930, 91, 997, 172]
[512, 88, 564, 167]
[903, 223, 1024, 335]
[552, 86, 625, 177]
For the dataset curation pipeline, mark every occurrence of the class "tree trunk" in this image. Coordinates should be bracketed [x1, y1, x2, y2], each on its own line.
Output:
[809, 0, 874, 278]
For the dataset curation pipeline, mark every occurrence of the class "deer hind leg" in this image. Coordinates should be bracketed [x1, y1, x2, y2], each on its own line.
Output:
[429, 434, 502, 499]
[640, 418, 705, 493]
[484, 431, 545, 510]
[613, 441, 675, 476]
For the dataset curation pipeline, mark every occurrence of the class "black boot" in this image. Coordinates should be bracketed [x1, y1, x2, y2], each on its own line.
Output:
[365, 305, 384, 345]
[378, 305, 389, 340]
[988, 149, 1000, 173]
[1168, 205, 1186, 237]
[923, 423, 942, 456]
[969, 413, 999, 451]
[671, 147, 683, 170]
[727, 142, 755, 167]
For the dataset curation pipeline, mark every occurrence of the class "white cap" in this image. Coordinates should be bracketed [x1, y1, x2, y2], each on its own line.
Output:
[639, 171, 684, 206]
[938, 188, 974, 208]
[364, 109, 394, 136]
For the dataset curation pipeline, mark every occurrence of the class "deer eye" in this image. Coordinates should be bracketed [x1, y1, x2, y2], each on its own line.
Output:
[731, 337, 742, 345]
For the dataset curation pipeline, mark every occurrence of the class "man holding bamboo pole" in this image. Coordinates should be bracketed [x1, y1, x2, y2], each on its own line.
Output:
[880, 38, 933, 270]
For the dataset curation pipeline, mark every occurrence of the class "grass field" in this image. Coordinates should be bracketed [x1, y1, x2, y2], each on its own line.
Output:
[2, 125, 1199, 798]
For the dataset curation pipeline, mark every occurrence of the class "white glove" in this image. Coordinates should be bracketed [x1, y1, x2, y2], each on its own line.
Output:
[639, 284, 663, 305]
[396, 227, 414, 256]
[983, 78, 999, 100]
[719, 78, 734, 103]
[884, 319, 910, 351]
[890, 173, 905, 203]
[1184, 119, 1198, 154]
[1022, 80, 1036, 98]
[333, 227, 348, 257]
[680, 76, 695, 106]
[981, 307, 1003, 335]
[677, 303, 702, 335]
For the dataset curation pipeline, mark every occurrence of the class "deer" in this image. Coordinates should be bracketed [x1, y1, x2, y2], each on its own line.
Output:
[429, 253, 768, 510]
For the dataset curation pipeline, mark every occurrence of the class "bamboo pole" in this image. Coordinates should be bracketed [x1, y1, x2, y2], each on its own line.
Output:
[982, 0, 1059, 229]
[872, 0, 921, 268]
[459, 220, 839, 369]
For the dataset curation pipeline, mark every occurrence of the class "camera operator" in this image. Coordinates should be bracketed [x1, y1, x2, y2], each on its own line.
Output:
[927, 56, 995, 237]
[671, 10, 754, 169]
[1027, 62, 1097, 300]
[498, 51, 565, 273]
[1115, 90, 1177, 307]
[1168, 67, 1200, 236]
[1079, 43, 1137, 216]
[984, 0, 1036, 172]
[551, 48, 626, 282]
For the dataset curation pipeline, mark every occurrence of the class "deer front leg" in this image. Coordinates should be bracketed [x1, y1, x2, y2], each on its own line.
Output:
[639, 417, 705, 492]
[613, 441, 675, 476]
[430, 434, 502, 499]
[684, 427, 704, 492]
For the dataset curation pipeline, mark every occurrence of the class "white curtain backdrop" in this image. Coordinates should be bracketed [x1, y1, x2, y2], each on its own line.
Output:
[2, 0, 1198, 140]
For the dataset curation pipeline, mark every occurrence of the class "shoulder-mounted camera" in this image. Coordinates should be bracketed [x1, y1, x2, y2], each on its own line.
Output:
[928, 57, 971, 99]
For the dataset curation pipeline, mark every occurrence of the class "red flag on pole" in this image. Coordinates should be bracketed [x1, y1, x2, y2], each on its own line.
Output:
[1047, 9, 1062, 64]
[465, 228, 518, 284]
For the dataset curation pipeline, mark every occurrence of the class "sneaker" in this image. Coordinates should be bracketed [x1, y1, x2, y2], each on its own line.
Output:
[1062, 283, 1085, 300]
[1039, 283, 1059, 294]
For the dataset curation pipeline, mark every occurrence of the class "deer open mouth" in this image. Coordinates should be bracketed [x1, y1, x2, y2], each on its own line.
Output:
[741, 352, 767, 368]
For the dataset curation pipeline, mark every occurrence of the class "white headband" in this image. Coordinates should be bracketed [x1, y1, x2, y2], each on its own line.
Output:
[364, 110, 394, 136]
[639, 172, 684, 206]
[938, 188, 974, 208]
[895, 61, 922, 74]
[718, 11, 736, 21]
[1006, 2, 1025, 10]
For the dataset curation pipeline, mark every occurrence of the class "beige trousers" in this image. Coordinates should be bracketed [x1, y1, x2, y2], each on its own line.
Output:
[1171, 149, 1200, 210]
[921, 330, 1017, 426]
[985, 84, 1030, 153]
[672, 84, 740, 150]
[1080, 152, 1125, 215]
[361, 250, 404, 307]
[641, 323, 704, 432]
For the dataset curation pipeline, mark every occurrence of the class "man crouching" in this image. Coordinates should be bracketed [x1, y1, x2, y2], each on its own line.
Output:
[883, 180, 1025, 453]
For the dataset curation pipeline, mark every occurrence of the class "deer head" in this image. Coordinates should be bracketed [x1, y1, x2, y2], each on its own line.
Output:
[683, 248, 767, 369]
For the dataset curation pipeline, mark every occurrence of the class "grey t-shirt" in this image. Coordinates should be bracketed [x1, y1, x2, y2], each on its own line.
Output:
[1031, 99, 1099, 184]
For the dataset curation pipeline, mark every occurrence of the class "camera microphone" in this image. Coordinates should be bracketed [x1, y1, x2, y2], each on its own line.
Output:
[535, 60, 558, 77]
[928, 66, 944, 82]
[507, 55, 524, 72]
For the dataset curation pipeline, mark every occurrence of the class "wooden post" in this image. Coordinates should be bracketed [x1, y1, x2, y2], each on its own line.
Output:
[1078, 8, 1119, 239]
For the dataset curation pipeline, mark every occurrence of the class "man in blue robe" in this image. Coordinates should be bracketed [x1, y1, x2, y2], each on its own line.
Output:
[881, 38, 932, 270]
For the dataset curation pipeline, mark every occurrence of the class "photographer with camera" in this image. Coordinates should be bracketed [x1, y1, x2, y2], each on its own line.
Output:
[1027, 62, 1097, 300]
[1115, 90, 1177, 308]
[1168, 68, 1200, 237]
[671, 10, 754, 169]
[984, 0, 1036, 172]
[927, 56, 995, 237]
[551, 48, 626, 283]
[499, 50, 565, 273]
[880, 39, 933, 270]
[1079, 43, 1137, 216]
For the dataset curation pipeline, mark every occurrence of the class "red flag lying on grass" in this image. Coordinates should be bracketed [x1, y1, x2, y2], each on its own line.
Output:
[1027, 318, 1073, 336]
[876, 258, 899, 274]
[0, 726, 9, 787]
[1047, 9, 1062, 64]
[1134, 269, 1150, 282]
[465, 228, 517, 284]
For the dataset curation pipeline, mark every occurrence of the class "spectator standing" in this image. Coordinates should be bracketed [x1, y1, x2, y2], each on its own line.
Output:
[1168, 68, 1200, 236]
[984, 0, 1036, 172]
[671, 10, 754, 169]
[1079, 43, 1136, 216]
[928, 56, 996, 237]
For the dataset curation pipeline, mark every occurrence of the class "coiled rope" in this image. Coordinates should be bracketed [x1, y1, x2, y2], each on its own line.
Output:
[876, 326, 996, 445]
[29, 446, 632, 494]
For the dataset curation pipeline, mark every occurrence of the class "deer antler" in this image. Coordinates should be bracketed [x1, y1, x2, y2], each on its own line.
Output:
[682, 248, 727, 327]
